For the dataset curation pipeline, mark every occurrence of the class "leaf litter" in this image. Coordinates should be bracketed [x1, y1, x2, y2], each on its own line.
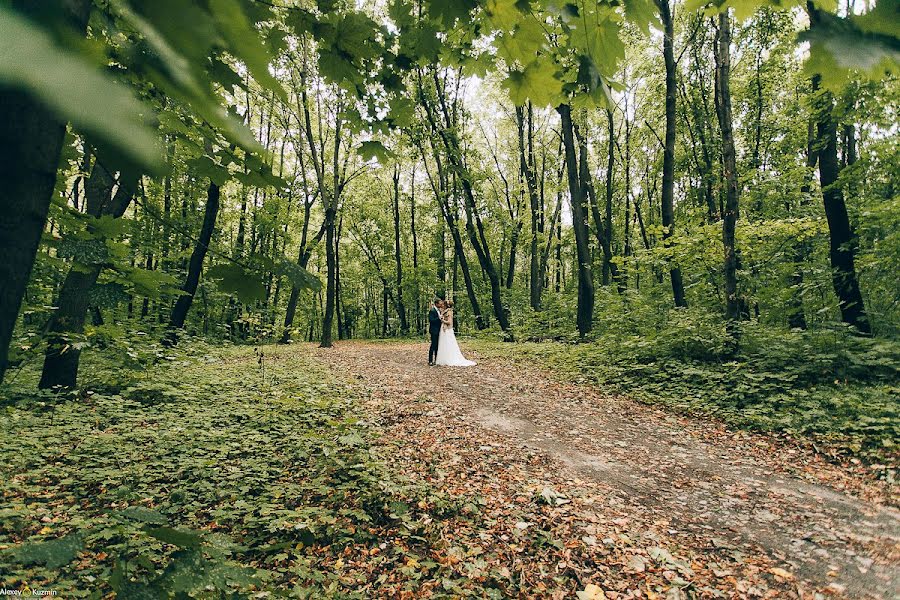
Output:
[318, 340, 900, 599]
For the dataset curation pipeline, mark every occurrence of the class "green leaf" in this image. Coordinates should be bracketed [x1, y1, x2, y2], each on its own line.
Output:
[209, 0, 287, 100]
[117, 267, 181, 298]
[334, 12, 380, 61]
[623, 0, 659, 33]
[187, 155, 231, 186]
[801, 10, 900, 88]
[10, 533, 84, 569]
[206, 264, 268, 303]
[358, 140, 395, 163]
[0, 7, 161, 171]
[412, 24, 442, 62]
[388, 97, 416, 128]
[155, 549, 259, 593]
[496, 18, 545, 64]
[503, 58, 563, 106]
[275, 260, 323, 292]
[146, 526, 203, 549]
[567, 7, 624, 77]
[427, 0, 478, 28]
[318, 49, 361, 86]
[91, 215, 131, 238]
[208, 58, 246, 93]
[119, 506, 168, 525]
[485, 0, 522, 29]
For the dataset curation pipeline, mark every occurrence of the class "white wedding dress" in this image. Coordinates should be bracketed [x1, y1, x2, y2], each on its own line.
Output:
[435, 311, 476, 367]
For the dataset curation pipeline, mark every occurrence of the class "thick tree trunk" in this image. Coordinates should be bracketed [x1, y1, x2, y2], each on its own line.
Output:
[623, 112, 633, 285]
[39, 163, 137, 389]
[541, 160, 564, 289]
[452, 155, 508, 331]
[805, 4, 870, 334]
[166, 181, 220, 342]
[657, 0, 688, 308]
[280, 145, 323, 343]
[715, 12, 741, 349]
[558, 104, 595, 336]
[0, 0, 93, 383]
[582, 110, 624, 294]
[813, 79, 871, 334]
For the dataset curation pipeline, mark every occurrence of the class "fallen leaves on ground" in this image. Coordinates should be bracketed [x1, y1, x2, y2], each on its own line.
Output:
[317, 340, 899, 599]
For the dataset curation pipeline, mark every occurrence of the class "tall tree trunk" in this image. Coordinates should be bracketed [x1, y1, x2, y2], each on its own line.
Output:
[506, 223, 519, 289]
[604, 109, 618, 287]
[410, 164, 421, 330]
[806, 3, 870, 334]
[381, 285, 389, 336]
[788, 119, 817, 330]
[320, 206, 337, 347]
[558, 104, 595, 336]
[336, 213, 346, 341]
[420, 68, 509, 332]
[517, 104, 543, 310]
[280, 219, 326, 343]
[417, 116, 485, 329]
[140, 253, 154, 318]
[166, 180, 220, 342]
[0, 0, 93, 383]
[39, 163, 138, 389]
[811, 77, 871, 334]
[623, 107, 633, 287]
[714, 11, 741, 349]
[438, 197, 483, 328]
[392, 165, 409, 333]
[280, 131, 322, 343]
[657, 0, 688, 308]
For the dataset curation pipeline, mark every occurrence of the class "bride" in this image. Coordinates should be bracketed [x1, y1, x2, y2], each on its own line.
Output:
[434, 300, 476, 367]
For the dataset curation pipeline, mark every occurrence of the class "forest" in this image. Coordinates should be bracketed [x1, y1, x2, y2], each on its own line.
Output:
[0, 0, 898, 597]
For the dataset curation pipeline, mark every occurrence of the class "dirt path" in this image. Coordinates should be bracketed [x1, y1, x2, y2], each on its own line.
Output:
[316, 341, 899, 599]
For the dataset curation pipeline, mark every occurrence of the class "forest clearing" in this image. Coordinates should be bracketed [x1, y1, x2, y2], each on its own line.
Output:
[1, 341, 897, 597]
[1, 0, 898, 597]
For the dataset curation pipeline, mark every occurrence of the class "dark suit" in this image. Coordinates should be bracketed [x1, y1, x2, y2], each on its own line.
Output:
[428, 306, 442, 364]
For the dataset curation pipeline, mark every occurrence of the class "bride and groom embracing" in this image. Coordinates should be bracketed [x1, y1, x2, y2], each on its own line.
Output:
[427, 296, 476, 367]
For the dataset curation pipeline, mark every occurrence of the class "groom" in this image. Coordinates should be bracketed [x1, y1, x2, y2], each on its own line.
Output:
[427, 297, 443, 365]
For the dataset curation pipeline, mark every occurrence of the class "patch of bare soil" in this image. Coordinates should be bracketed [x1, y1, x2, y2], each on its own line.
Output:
[315, 341, 899, 599]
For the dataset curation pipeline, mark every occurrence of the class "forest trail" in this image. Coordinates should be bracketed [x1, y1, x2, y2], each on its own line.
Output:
[317, 341, 899, 599]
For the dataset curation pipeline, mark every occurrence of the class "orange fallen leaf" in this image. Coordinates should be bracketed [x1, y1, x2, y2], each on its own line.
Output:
[769, 567, 793, 580]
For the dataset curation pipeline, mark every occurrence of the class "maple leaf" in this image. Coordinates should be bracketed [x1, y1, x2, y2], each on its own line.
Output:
[427, 0, 478, 28]
[503, 58, 562, 106]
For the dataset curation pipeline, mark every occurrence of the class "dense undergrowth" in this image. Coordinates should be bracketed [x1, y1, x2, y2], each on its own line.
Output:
[0, 343, 491, 598]
[473, 303, 899, 467]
